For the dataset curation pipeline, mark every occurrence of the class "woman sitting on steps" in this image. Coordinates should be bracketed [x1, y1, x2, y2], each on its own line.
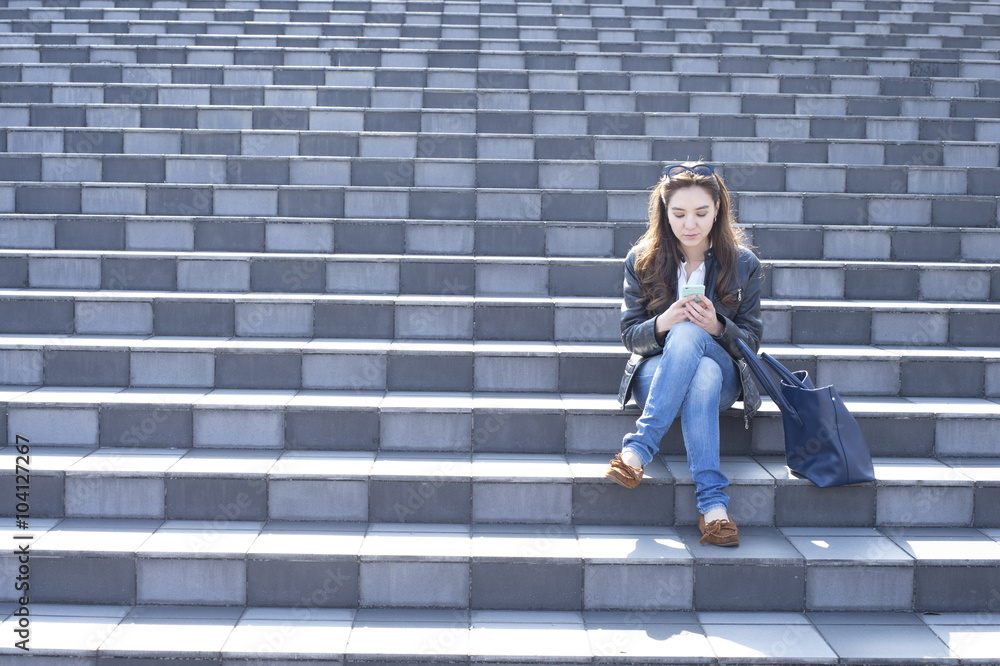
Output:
[605, 162, 764, 547]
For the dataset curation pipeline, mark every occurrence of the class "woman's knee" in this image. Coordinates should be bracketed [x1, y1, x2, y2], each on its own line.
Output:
[688, 357, 723, 397]
[664, 321, 709, 354]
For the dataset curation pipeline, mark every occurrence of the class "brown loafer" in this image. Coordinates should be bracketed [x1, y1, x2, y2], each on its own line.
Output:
[698, 514, 740, 547]
[604, 453, 643, 489]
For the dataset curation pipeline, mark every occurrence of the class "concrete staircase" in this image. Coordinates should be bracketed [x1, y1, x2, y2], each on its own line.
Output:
[0, 0, 998, 662]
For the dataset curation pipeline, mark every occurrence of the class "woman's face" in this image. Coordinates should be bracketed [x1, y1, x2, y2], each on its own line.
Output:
[664, 185, 718, 257]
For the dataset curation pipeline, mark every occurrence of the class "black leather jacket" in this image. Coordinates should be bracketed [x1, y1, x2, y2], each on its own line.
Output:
[617, 244, 764, 427]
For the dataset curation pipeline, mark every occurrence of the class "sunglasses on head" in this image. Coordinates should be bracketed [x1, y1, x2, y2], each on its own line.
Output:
[663, 163, 716, 178]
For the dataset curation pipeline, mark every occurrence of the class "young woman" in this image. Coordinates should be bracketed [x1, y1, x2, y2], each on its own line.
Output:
[605, 163, 763, 547]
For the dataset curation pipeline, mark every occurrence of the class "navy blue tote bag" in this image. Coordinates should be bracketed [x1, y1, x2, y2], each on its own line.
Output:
[735, 339, 875, 488]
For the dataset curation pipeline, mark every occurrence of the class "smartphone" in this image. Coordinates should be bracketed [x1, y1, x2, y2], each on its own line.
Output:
[681, 284, 705, 302]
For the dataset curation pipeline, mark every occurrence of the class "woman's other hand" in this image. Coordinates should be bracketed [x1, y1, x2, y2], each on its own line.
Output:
[654, 298, 694, 337]
[682, 294, 724, 336]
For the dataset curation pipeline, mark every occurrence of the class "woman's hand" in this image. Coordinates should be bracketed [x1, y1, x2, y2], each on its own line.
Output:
[654, 298, 695, 337]
[683, 294, 724, 336]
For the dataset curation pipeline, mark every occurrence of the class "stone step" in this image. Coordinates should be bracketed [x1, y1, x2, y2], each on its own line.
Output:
[6, 102, 1000, 143]
[0, 605, 992, 664]
[1, 182, 997, 228]
[7, 131, 1000, 177]
[1, 215, 997, 264]
[4, 61, 1000, 100]
[4, 447, 997, 528]
[2, 289, 999, 345]
[1, 7, 995, 27]
[3, 518, 998, 612]
[7, 82, 1000, 120]
[0, 51, 1000, 85]
[5, 154, 1000, 196]
[3, 26, 997, 52]
[0, 336, 997, 397]
[1, 252, 996, 300]
[0, 386, 995, 457]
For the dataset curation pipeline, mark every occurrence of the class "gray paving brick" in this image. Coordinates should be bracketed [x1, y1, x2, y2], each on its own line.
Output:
[248, 559, 359, 608]
[76, 301, 152, 336]
[285, 409, 379, 451]
[216, 353, 302, 390]
[239, 303, 310, 337]
[585, 562, 693, 611]
[828, 142, 883, 166]
[771, 267, 844, 299]
[914, 565, 1000, 612]
[407, 223, 475, 255]
[193, 409, 283, 449]
[411, 190, 476, 220]
[65, 476, 164, 519]
[816, 360, 899, 396]
[873, 312, 949, 346]
[0, 299, 74, 334]
[472, 561, 581, 610]
[372, 480, 471, 523]
[166, 476, 267, 521]
[845, 268, 919, 300]
[182, 131, 241, 156]
[302, 353, 386, 391]
[974, 486, 1000, 528]
[921, 270, 991, 302]
[137, 558, 245, 605]
[474, 305, 553, 342]
[0, 256, 27, 288]
[804, 196, 867, 225]
[278, 188, 345, 219]
[901, 361, 983, 398]
[103, 258, 176, 291]
[45, 350, 129, 387]
[0, 349, 41, 385]
[381, 411, 472, 453]
[950, 313, 1000, 347]
[315, 302, 394, 339]
[824, 229, 891, 260]
[326, 258, 399, 293]
[177, 259, 250, 292]
[693, 562, 805, 611]
[806, 566, 914, 611]
[725, 164, 784, 192]
[738, 195, 802, 224]
[0, 473, 61, 518]
[43, 156, 101, 183]
[16, 185, 80, 214]
[269, 477, 367, 521]
[251, 259, 326, 293]
[396, 304, 473, 339]
[790, 309, 871, 345]
[153, 300, 234, 337]
[775, 484, 875, 526]
[100, 406, 192, 448]
[147, 186, 213, 216]
[932, 198, 995, 228]
[388, 355, 473, 392]
[82, 186, 146, 215]
[399, 261, 474, 296]
[477, 162, 537, 189]
[845, 167, 906, 195]
[877, 484, 974, 527]
[33, 556, 135, 604]
[361, 561, 468, 608]
[868, 198, 931, 226]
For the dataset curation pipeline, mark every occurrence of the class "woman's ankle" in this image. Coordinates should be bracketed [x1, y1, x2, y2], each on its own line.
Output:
[620, 449, 643, 469]
[702, 507, 729, 523]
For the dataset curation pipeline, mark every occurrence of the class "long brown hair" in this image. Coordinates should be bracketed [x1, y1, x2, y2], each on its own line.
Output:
[633, 165, 748, 316]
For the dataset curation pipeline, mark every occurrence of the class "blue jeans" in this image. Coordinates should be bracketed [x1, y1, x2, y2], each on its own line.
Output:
[623, 322, 741, 514]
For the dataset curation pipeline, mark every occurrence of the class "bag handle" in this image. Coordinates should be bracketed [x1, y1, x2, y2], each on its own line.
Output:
[761, 352, 808, 390]
[734, 339, 803, 427]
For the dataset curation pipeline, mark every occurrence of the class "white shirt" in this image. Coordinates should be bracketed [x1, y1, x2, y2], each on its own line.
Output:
[676, 257, 707, 301]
